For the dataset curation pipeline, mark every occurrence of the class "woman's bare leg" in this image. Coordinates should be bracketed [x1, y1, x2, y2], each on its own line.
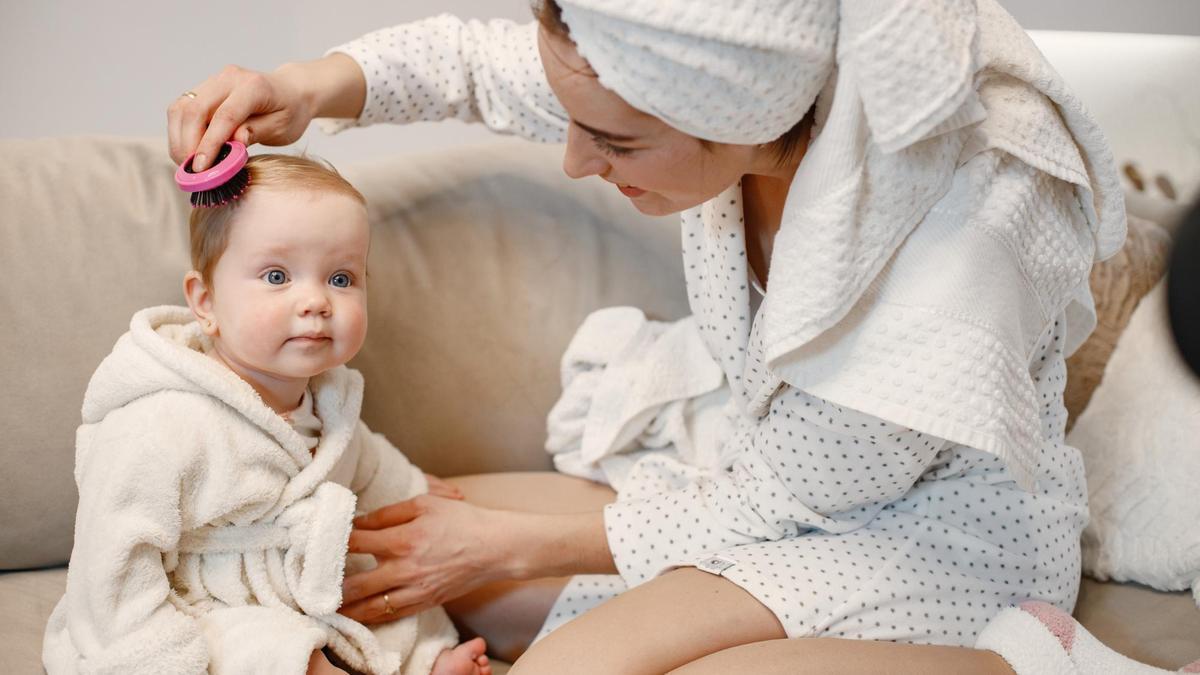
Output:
[510, 567, 786, 675]
[669, 638, 1014, 674]
[442, 472, 616, 663]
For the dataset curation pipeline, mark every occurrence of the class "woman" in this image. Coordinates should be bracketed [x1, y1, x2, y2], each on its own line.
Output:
[168, 1, 1127, 672]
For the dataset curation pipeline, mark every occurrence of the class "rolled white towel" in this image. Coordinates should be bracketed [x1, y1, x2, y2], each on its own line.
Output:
[545, 307, 733, 489]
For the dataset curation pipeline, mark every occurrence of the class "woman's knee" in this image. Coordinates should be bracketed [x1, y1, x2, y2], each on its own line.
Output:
[513, 568, 785, 675]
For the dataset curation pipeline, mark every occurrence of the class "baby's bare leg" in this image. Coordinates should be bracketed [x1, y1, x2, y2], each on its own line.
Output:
[669, 638, 1013, 674]
[442, 472, 616, 663]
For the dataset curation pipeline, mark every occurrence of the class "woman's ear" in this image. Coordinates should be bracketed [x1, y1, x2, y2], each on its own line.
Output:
[183, 271, 218, 336]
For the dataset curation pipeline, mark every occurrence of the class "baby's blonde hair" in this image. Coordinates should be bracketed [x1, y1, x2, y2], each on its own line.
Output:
[188, 154, 366, 285]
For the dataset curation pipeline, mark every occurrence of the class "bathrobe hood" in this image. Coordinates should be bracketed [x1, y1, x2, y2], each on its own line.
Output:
[81, 305, 363, 493]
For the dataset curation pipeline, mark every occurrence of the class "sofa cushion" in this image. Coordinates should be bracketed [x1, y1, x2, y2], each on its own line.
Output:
[1074, 577, 1200, 669]
[1, 567, 1191, 672]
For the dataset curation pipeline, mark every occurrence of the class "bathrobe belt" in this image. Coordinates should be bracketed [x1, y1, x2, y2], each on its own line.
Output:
[177, 482, 357, 617]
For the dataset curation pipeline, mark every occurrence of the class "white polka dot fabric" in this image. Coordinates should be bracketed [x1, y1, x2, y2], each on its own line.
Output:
[321, 16, 567, 143]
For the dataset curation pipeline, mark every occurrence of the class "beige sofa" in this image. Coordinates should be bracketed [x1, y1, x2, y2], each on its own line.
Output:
[1, 136, 1197, 673]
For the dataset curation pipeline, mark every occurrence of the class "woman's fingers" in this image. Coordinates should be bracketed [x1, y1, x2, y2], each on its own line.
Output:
[167, 74, 230, 164]
[353, 497, 426, 530]
[347, 525, 403, 557]
[229, 108, 291, 148]
[425, 473, 464, 500]
[192, 76, 268, 170]
[339, 587, 436, 624]
[167, 65, 279, 170]
[167, 99, 184, 166]
[342, 556, 411, 603]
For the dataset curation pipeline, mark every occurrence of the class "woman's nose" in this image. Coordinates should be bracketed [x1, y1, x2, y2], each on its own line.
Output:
[562, 127, 610, 180]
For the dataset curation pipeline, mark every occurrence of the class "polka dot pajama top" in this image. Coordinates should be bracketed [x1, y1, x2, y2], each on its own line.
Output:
[327, 15, 1090, 647]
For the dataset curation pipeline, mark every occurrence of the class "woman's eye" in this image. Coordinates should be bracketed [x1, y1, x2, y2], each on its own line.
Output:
[591, 135, 634, 158]
[329, 272, 352, 288]
[263, 269, 287, 285]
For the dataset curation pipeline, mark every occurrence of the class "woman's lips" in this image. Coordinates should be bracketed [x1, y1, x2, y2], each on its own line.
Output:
[618, 184, 646, 198]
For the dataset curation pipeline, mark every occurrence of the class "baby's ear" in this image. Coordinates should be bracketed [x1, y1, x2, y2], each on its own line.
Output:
[183, 271, 218, 336]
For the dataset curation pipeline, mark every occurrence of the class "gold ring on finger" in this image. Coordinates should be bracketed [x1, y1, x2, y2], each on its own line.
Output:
[181, 91, 198, 99]
[382, 592, 396, 615]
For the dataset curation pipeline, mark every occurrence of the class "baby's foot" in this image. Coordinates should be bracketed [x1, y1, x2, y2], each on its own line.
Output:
[430, 637, 492, 675]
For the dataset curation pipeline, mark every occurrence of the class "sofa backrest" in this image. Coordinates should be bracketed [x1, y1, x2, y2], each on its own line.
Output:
[0, 136, 686, 569]
[0, 133, 1178, 571]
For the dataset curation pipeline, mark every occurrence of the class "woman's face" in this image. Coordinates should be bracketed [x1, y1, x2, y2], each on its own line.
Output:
[538, 27, 758, 216]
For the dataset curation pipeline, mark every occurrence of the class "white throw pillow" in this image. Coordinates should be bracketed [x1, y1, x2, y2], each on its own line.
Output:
[1068, 281, 1200, 606]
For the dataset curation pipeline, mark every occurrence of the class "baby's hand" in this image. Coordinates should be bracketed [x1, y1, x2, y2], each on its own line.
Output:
[424, 473, 464, 500]
[307, 649, 348, 675]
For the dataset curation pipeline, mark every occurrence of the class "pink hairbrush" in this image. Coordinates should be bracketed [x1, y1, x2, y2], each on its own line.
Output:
[175, 141, 250, 207]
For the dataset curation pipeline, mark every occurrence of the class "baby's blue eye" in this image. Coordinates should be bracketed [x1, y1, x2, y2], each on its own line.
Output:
[329, 272, 351, 288]
[264, 269, 287, 285]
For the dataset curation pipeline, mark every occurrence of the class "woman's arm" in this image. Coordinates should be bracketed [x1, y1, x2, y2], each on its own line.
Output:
[507, 510, 617, 580]
[290, 53, 368, 120]
[320, 16, 567, 141]
[338, 496, 615, 625]
[170, 15, 568, 170]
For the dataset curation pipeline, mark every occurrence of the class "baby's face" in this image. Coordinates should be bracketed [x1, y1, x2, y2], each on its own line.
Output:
[206, 188, 369, 381]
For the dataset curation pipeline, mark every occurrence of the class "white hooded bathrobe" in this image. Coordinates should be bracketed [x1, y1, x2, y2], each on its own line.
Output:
[43, 306, 457, 675]
[321, 0, 1126, 646]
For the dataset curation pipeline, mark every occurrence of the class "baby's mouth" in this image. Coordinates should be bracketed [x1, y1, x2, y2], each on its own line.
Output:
[287, 333, 331, 344]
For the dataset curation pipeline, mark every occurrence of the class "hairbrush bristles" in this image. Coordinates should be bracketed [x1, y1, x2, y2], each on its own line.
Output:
[175, 141, 251, 208]
[190, 169, 249, 207]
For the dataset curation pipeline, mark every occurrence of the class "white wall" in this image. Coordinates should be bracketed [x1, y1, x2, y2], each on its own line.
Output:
[0, 1, 531, 164]
[2, 1, 1198, 167]
[1002, 0, 1200, 35]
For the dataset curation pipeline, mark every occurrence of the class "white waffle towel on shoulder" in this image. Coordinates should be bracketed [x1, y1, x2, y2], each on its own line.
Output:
[559, 0, 1127, 489]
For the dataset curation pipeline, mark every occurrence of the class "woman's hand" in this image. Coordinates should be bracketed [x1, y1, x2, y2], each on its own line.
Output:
[339, 495, 508, 624]
[424, 473, 464, 500]
[167, 64, 311, 170]
[339, 488, 614, 626]
[167, 54, 366, 170]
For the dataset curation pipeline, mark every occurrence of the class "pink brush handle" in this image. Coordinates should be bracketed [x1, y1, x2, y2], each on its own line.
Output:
[175, 141, 248, 192]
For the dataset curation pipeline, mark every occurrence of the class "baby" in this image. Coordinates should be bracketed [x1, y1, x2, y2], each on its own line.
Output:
[43, 154, 491, 675]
